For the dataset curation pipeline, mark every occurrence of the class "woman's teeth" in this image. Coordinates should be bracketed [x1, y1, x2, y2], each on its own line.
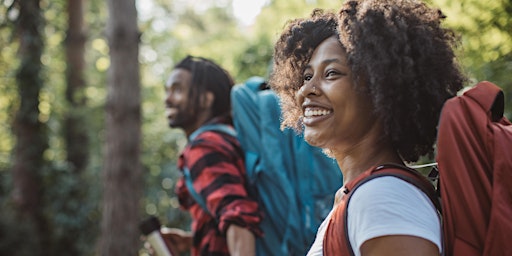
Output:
[304, 108, 331, 117]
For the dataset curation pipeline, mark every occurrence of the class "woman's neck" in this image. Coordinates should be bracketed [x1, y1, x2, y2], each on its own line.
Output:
[331, 127, 403, 185]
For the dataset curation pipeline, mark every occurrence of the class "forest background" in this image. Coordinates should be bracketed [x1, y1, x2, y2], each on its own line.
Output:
[0, 0, 511, 255]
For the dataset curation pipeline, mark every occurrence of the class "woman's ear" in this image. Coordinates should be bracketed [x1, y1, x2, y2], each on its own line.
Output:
[201, 91, 215, 109]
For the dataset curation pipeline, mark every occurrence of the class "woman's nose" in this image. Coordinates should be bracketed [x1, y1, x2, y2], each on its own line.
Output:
[299, 82, 319, 97]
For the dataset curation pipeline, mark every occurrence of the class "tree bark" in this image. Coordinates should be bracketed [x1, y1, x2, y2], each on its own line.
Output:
[53, 1, 89, 255]
[99, 0, 142, 255]
[65, 0, 88, 174]
[11, 0, 48, 253]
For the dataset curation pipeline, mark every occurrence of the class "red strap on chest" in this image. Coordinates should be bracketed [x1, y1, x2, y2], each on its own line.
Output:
[323, 164, 439, 255]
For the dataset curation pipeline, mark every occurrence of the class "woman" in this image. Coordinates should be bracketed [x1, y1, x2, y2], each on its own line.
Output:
[270, 1, 466, 255]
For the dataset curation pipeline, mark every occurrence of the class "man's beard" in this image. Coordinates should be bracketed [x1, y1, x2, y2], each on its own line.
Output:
[168, 108, 197, 130]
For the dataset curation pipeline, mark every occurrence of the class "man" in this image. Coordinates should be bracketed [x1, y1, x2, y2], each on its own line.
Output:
[161, 55, 262, 256]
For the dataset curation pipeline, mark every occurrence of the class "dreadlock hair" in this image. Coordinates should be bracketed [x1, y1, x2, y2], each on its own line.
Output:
[174, 55, 234, 121]
[270, 9, 339, 130]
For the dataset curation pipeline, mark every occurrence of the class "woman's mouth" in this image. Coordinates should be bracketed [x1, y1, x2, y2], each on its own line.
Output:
[304, 108, 332, 117]
[302, 107, 333, 125]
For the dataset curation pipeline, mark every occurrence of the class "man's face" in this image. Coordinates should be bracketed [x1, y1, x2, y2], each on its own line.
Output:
[164, 68, 197, 131]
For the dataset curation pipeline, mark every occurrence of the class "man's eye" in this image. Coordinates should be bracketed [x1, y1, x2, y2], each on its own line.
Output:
[173, 87, 182, 93]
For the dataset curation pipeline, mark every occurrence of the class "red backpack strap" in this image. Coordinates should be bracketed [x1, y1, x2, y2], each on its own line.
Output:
[373, 164, 441, 211]
[323, 164, 440, 255]
[464, 81, 504, 121]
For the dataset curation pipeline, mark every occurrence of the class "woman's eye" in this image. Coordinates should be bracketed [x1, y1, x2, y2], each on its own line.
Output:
[326, 70, 338, 77]
[303, 74, 312, 81]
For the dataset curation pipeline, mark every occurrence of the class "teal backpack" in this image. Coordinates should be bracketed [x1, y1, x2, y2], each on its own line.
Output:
[184, 77, 342, 255]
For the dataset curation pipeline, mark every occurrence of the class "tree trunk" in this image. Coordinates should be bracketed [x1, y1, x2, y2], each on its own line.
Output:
[65, 0, 88, 174]
[11, 0, 48, 253]
[99, 0, 142, 255]
[54, 1, 89, 255]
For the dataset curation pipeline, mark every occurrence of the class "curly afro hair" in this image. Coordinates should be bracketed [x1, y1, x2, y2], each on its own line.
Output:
[270, 1, 467, 162]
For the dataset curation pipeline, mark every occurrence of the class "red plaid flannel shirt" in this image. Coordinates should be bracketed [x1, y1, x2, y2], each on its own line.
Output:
[176, 121, 262, 256]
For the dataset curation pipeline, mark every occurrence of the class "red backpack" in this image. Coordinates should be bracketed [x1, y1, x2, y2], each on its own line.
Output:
[436, 81, 512, 256]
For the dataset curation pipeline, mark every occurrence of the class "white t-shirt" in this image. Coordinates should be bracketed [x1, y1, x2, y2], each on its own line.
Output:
[307, 176, 441, 256]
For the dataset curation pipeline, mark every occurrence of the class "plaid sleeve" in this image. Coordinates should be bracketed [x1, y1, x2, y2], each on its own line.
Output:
[181, 131, 263, 236]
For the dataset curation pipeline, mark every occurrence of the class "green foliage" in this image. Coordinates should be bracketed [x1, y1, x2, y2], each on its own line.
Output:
[0, 200, 40, 256]
[430, 0, 512, 116]
[140, 81, 191, 228]
[0, 38, 18, 172]
[41, 162, 101, 255]
[232, 35, 274, 81]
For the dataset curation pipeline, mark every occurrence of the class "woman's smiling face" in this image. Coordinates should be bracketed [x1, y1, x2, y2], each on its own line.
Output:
[297, 36, 376, 151]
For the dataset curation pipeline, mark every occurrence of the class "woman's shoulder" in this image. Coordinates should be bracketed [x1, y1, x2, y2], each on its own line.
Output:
[354, 174, 424, 191]
[350, 176, 434, 209]
[347, 176, 442, 255]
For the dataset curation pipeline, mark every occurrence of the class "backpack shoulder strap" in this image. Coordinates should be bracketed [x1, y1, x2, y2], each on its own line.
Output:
[343, 164, 441, 212]
[464, 81, 504, 121]
[188, 123, 237, 141]
[340, 164, 441, 254]
[182, 123, 237, 216]
[183, 166, 210, 214]
[372, 164, 441, 212]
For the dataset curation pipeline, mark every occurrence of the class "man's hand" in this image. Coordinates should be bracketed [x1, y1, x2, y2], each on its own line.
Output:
[160, 227, 193, 254]
[226, 225, 256, 256]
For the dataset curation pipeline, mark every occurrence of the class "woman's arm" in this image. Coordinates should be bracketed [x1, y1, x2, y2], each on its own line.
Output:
[361, 235, 439, 256]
